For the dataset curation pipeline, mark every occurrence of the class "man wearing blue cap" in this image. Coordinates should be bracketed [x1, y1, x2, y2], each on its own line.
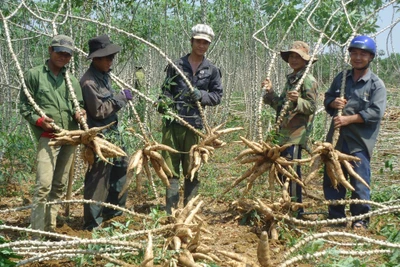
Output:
[323, 35, 386, 230]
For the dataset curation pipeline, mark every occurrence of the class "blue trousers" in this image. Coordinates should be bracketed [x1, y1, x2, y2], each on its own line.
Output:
[323, 141, 371, 220]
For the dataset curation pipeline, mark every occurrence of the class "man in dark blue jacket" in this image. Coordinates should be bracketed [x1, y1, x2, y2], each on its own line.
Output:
[159, 24, 223, 214]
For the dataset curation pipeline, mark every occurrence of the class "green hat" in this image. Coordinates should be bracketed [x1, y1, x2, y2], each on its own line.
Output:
[51, 34, 74, 55]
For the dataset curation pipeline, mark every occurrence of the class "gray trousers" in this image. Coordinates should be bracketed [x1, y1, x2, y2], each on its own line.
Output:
[31, 137, 76, 231]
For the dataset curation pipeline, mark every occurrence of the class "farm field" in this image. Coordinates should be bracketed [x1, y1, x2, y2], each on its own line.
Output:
[0, 88, 399, 266]
[1, 0, 400, 266]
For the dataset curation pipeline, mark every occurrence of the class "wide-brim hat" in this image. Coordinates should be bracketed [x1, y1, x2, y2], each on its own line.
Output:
[87, 34, 121, 59]
[280, 41, 318, 63]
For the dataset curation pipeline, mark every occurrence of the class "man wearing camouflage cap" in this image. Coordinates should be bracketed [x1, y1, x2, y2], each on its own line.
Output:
[158, 24, 223, 214]
[20, 34, 86, 236]
[261, 41, 318, 218]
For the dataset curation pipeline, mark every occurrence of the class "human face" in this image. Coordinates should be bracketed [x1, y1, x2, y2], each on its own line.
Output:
[288, 52, 307, 73]
[349, 48, 373, 69]
[191, 38, 210, 57]
[92, 54, 115, 73]
[48, 47, 72, 69]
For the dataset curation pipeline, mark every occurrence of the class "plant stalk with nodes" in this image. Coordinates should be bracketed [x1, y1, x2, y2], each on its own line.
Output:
[0, 11, 127, 167]
[66, 14, 244, 183]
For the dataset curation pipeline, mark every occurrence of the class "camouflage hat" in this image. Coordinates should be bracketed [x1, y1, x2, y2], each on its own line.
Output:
[280, 41, 317, 63]
[51, 34, 74, 55]
[191, 24, 215, 43]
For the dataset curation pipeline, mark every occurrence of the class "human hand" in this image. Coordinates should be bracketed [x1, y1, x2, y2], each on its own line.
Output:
[190, 88, 202, 101]
[330, 97, 347, 109]
[41, 117, 55, 131]
[74, 109, 87, 122]
[333, 115, 350, 128]
[287, 91, 299, 103]
[122, 89, 133, 101]
[261, 78, 273, 93]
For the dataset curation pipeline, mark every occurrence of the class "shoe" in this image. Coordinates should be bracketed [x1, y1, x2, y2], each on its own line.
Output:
[352, 220, 368, 230]
[84, 223, 103, 231]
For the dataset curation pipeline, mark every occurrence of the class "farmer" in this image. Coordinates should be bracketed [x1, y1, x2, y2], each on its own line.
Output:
[158, 24, 223, 214]
[80, 34, 132, 231]
[323, 35, 386, 230]
[261, 41, 318, 218]
[20, 34, 86, 234]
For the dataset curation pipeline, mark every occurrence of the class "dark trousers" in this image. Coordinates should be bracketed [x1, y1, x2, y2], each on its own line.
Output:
[83, 158, 128, 230]
[280, 145, 303, 206]
[161, 122, 200, 214]
[323, 141, 371, 221]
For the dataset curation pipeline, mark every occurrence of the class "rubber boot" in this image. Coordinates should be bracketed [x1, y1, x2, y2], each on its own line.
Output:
[183, 177, 200, 207]
[166, 177, 180, 214]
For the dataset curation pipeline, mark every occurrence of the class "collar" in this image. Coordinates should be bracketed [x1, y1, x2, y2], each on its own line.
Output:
[183, 53, 210, 69]
[348, 68, 371, 82]
[89, 63, 111, 80]
[287, 67, 306, 84]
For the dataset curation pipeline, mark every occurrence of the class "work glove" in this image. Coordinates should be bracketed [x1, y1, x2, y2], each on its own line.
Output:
[190, 88, 202, 102]
[122, 89, 133, 101]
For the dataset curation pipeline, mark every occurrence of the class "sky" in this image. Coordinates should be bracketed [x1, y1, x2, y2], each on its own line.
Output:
[376, 5, 400, 57]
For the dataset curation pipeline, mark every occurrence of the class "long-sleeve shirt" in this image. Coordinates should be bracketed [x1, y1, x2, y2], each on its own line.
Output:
[20, 61, 84, 140]
[80, 64, 128, 132]
[161, 54, 223, 129]
[263, 68, 318, 145]
[324, 68, 387, 158]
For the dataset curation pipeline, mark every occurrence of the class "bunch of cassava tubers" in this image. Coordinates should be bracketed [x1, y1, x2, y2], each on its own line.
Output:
[304, 141, 369, 191]
[187, 124, 243, 180]
[48, 122, 126, 165]
[140, 196, 265, 267]
[121, 141, 179, 198]
[224, 136, 310, 198]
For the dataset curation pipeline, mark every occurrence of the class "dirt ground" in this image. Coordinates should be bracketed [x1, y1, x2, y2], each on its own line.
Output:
[1, 104, 400, 266]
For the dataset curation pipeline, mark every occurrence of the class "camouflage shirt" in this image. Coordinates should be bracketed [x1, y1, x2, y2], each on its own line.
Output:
[263, 68, 318, 145]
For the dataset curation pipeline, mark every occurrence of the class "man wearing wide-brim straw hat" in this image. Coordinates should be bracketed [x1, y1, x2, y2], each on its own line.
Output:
[280, 41, 318, 64]
[261, 40, 319, 218]
[80, 34, 133, 231]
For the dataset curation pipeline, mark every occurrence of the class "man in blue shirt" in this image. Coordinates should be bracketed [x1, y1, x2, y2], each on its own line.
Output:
[323, 35, 387, 230]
